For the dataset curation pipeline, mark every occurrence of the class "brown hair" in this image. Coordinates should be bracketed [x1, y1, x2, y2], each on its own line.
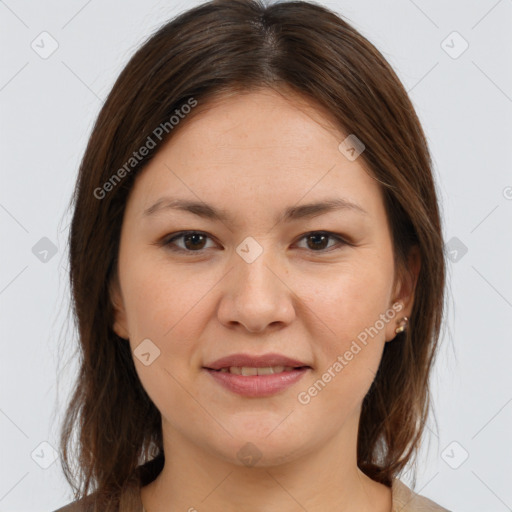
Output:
[59, 0, 446, 509]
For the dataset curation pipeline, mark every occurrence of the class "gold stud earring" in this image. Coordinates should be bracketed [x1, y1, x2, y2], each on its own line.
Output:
[395, 316, 408, 334]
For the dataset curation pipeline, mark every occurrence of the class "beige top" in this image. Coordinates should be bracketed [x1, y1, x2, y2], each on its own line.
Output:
[55, 477, 450, 511]
[137, 478, 450, 512]
[391, 478, 450, 511]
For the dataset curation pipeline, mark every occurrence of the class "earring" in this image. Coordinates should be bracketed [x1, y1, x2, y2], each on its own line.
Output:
[395, 316, 408, 334]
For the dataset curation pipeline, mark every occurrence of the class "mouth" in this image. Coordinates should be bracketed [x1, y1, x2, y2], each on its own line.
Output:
[205, 365, 311, 375]
[202, 353, 312, 396]
[203, 352, 312, 372]
[202, 356, 312, 397]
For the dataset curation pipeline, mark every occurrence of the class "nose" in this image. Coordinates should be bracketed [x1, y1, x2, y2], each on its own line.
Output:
[217, 247, 296, 334]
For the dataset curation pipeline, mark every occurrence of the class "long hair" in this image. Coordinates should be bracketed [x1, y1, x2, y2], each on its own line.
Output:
[59, 0, 446, 509]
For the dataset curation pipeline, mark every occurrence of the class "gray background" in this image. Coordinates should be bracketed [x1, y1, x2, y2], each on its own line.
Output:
[1, 0, 511, 510]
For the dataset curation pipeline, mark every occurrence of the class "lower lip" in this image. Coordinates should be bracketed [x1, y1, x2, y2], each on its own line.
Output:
[204, 368, 310, 397]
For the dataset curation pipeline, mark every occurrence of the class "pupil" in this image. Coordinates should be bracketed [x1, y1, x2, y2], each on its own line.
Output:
[308, 233, 328, 250]
[185, 233, 205, 250]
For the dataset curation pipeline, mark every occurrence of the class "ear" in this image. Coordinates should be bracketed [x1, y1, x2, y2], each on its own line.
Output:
[385, 245, 421, 342]
[109, 271, 130, 340]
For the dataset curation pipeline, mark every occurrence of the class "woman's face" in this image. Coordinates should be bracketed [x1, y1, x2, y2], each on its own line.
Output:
[111, 88, 417, 467]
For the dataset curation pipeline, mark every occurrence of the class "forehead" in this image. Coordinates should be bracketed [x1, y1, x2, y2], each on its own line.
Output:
[170, 88, 344, 155]
[127, 88, 385, 224]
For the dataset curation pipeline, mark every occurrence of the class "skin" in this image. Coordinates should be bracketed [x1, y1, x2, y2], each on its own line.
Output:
[111, 87, 420, 512]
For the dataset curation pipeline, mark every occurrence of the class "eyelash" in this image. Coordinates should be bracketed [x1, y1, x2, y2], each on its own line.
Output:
[160, 230, 351, 256]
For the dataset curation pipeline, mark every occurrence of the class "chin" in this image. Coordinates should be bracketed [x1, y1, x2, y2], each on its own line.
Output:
[209, 430, 311, 469]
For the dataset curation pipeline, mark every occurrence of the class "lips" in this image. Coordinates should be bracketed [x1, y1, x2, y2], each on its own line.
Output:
[204, 352, 311, 371]
[205, 366, 309, 397]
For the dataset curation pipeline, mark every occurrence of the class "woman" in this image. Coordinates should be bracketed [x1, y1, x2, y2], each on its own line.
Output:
[55, 0, 450, 510]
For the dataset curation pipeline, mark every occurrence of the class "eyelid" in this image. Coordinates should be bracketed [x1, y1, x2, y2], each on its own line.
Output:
[161, 230, 218, 252]
[159, 230, 352, 255]
[295, 231, 350, 251]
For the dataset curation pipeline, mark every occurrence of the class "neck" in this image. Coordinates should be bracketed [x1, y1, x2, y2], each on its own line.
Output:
[140, 412, 391, 512]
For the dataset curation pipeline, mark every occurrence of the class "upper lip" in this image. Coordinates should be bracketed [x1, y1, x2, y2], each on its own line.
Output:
[204, 353, 311, 370]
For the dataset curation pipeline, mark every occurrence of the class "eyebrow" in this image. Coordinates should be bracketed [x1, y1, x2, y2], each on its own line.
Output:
[142, 196, 367, 225]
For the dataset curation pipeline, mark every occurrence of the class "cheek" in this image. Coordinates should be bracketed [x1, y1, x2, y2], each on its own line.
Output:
[297, 255, 394, 399]
[301, 256, 394, 343]
[122, 257, 218, 363]
[121, 260, 212, 415]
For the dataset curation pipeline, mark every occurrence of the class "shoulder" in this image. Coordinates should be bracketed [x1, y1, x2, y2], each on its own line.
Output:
[52, 474, 144, 512]
[52, 503, 83, 512]
[391, 478, 451, 512]
[52, 494, 97, 512]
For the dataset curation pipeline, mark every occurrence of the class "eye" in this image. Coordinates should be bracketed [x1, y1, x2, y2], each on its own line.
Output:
[163, 231, 216, 253]
[295, 231, 348, 252]
[160, 230, 350, 255]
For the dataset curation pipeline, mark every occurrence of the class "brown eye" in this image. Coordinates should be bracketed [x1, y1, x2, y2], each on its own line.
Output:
[161, 230, 348, 256]
[306, 233, 330, 250]
[182, 233, 207, 250]
[163, 231, 215, 253]
[297, 231, 347, 252]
